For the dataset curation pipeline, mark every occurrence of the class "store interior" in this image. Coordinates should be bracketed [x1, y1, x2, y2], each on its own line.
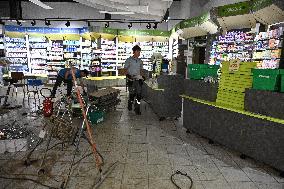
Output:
[0, 0, 284, 189]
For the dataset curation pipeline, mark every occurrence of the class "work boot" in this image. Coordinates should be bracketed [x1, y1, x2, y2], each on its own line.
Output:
[128, 101, 133, 111]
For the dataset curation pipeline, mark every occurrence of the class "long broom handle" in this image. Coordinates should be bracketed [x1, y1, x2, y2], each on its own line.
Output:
[69, 67, 103, 171]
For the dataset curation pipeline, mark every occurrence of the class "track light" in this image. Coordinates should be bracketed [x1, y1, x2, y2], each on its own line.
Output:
[105, 22, 109, 28]
[153, 23, 158, 29]
[45, 20, 51, 26]
[146, 23, 151, 29]
[31, 20, 36, 26]
[65, 21, 70, 27]
[17, 20, 22, 26]
[128, 23, 132, 29]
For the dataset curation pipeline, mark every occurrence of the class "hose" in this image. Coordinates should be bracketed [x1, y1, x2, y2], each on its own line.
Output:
[170, 170, 193, 189]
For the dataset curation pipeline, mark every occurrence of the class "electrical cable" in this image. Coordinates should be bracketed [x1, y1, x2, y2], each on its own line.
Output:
[0, 175, 59, 189]
[170, 170, 193, 189]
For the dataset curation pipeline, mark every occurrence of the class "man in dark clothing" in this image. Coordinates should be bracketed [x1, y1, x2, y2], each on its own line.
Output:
[50, 67, 89, 98]
[124, 45, 145, 115]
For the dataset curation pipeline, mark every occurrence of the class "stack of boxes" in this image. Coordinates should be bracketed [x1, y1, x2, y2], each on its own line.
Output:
[216, 61, 256, 110]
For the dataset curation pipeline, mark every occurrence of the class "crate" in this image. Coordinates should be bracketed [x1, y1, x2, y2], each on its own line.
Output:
[88, 109, 105, 125]
[252, 69, 281, 91]
[188, 64, 219, 80]
[280, 69, 284, 93]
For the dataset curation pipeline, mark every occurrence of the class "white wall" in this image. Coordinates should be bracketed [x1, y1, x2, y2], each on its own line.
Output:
[20, 2, 168, 30]
[202, 0, 248, 12]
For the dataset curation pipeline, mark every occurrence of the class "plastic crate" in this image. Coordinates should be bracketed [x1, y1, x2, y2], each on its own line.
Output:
[252, 69, 281, 91]
[88, 109, 105, 125]
[188, 64, 219, 80]
[280, 69, 284, 93]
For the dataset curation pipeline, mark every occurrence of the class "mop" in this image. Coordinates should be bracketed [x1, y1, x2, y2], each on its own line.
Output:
[62, 65, 117, 188]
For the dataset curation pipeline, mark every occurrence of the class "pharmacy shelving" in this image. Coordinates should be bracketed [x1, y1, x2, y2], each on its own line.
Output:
[173, 38, 179, 58]
[46, 40, 64, 77]
[0, 35, 4, 57]
[253, 27, 283, 69]
[209, 31, 254, 65]
[29, 36, 48, 74]
[80, 39, 92, 70]
[5, 36, 28, 72]
[100, 39, 117, 73]
[117, 41, 133, 69]
[137, 41, 153, 71]
[63, 40, 81, 68]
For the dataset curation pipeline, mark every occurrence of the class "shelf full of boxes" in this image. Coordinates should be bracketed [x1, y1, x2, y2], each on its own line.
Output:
[63, 40, 81, 68]
[0, 35, 4, 57]
[80, 38, 92, 70]
[28, 36, 48, 74]
[172, 38, 179, 58]
[100, 38, 117, 75]
[117, 41, 133, 69]
[253, 27, 283, 69]
[46, 40, 64, 78]
[5, 36, 28, 72]
[209, 31, 255, 65]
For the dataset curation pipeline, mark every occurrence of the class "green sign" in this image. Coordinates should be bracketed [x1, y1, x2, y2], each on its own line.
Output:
[101, 28, 117, 35]
[135, 30, 153, 36]
[117, 29, 136, 36]
[252, 0, 273, 11]
[117, 29, 170, 37]
[218, 1, 250, 17]
[177, 12, 210, 30]
[152, 30, 170, 37]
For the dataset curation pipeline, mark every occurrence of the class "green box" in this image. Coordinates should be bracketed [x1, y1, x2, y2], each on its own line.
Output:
[188, 64, 219, 80]
[88, 109, 105, 125]
[252, 69, 281, 91]
[280, 69, 284, 93]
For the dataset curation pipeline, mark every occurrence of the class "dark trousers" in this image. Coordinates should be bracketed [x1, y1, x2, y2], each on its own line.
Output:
[51, 76, 73, 97]
[128, 79, 143, 103]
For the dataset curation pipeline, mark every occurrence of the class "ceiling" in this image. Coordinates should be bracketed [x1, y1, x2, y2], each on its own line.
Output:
[72, 0, 174, 21]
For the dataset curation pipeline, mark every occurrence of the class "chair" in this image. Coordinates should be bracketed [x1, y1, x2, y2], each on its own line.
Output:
[26, 77, 43, 108]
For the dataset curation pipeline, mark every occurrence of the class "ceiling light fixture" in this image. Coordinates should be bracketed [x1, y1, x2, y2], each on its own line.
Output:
[65, 21, 70, 27]
[153, 22, 158, 29]
[99, 10, 135, 15]
[45, 20, 51, 26]
[105, 22, 109, 28]
[146, 23, 151, 29]
[29, 0, 53, 9]
[128, 23, 132, 29]
[16, 20, 22, 26]
[31, 19, 36, 26]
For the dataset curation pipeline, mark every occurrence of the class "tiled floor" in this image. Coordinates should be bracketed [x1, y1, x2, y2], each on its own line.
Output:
[0, 86, 283, 189]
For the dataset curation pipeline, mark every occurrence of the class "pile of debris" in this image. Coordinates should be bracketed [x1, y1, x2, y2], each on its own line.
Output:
[89, 87, 120, 111]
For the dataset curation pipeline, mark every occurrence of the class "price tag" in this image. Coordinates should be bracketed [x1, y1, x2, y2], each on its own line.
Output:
[39, 129, 46, 139]
[229, 59, 241, 72]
